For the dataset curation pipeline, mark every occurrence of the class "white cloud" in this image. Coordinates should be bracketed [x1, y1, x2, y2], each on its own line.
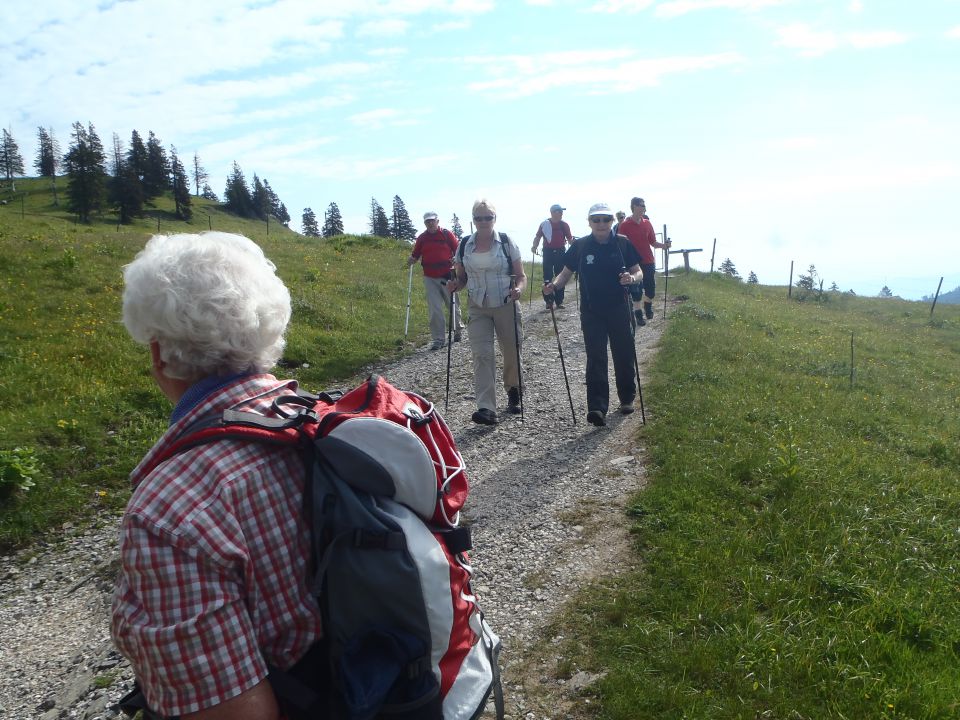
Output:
[847, 30, 910, 49]
[356, 18, 411, 37]
[764, 136, 821, 151]
[946, 26, 960, 39]
[588, 0, 655, 13]
[432, 19, 471, 31]
[465, 50, 744, 98]
[348, 108, 421, 129]
[776, 23, 911, 56]
[849, 0, 864, 12]
[655, 0, 787, 18]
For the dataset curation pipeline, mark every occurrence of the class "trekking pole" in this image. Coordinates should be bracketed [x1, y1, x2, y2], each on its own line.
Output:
[546, 285, 576, 425]
[509, 292, 524, 423]
[528, 250, 538, 307]
[622, 271, 647, 425]
[404, 264, 414, 338]
[445, 287, 455, 413]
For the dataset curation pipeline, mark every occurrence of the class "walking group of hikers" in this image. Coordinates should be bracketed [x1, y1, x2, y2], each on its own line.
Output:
[108, 197, 668, 719]
[408, 197, 670, 427]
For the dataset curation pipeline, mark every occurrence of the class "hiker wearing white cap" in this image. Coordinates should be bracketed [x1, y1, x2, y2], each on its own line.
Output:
[532, 203, 573, 309]
[408, 211, 464, 350]
[543, 203, 642, 427]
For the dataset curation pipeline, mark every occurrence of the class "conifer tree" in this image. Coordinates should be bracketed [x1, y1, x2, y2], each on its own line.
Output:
[323, 202, 344, 237]
[301, 207, 320, 237]
[108, 133, 144, 224]
[276, 202, 291, 226]
[829, 281, 839, 292]
[192, 152, 208, 197]
[878, 286, 893, 298]
[1, 129, 25, 191]
[201, 183, 219, 201]
[795, 264, 818, 291]
[224, 162, 254, 217]
[143, 131, 170, 199]
[250, 174, 271, 220]
[390, 195, 417, 241]
[718, 258, 741, 280]
[126, 130, 148, 184]
[450, 213, 464, 240]
[747, 271, 758, 284]
[170, 145, 192, 220]
[369, 198, 390, 237]
[63, 122, 107, 223]
[35, 126, 62, 205]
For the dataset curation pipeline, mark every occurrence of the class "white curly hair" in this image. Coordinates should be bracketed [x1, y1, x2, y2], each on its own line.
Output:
[122, 232, 291, 381]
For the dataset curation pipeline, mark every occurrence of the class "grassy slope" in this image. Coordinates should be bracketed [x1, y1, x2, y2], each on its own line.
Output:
[548, 273, 960, 719]
[0, 178, 428, 548]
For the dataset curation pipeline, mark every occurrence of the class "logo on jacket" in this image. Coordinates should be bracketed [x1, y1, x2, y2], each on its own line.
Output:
[586, 254, 595, 265]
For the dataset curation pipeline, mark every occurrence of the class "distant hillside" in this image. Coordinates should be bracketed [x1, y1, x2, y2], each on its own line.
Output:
[924, 285, 960, 304]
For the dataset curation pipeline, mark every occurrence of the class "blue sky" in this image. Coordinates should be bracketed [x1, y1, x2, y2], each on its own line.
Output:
[3, 0, 958, 298]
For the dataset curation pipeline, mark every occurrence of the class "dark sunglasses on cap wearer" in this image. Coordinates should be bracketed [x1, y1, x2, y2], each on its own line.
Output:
[473, 215, 495, 222]
[590, 216, 614, 223]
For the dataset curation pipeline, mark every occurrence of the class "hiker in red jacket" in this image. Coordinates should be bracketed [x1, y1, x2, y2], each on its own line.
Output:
[112, 232, 318, 719]
[408, 211, 464, 350]
[616, 197, 670, 325]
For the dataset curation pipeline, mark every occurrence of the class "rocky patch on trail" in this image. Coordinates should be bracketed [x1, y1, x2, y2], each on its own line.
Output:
[0, 285, 670, 720]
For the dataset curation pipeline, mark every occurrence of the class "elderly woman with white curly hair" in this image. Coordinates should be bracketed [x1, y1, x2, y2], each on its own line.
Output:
[111, 232, 321, 720]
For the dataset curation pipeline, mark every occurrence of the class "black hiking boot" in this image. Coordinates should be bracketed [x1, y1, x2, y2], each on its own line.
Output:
[634, 309, 646, 327]
[644, 302, 654, 320]
[471, 408, 498, 425]
[507, 387, 522, 414]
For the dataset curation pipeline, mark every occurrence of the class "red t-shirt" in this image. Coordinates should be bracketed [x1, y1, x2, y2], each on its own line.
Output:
[534, 219, 572, 249]
[412, 228, 459, 278]
[618, 216, 657, 264]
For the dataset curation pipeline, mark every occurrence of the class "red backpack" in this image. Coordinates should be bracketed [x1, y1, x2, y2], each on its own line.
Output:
[120, 375, 502, 720]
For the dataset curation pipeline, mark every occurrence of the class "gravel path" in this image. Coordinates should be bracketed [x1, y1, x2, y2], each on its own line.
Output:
[0, 280, 666, 720]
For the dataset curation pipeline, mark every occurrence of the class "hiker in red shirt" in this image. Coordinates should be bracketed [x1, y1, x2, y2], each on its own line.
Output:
[616, 197, 670, 325]
[531, 204, 573, 309]
[408, 211, 464, 350]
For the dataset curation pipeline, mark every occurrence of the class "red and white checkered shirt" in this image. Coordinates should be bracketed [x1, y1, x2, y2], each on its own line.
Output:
[111, 375, 322, 717]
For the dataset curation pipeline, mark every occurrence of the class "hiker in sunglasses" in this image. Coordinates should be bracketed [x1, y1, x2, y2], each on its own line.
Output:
[448, 199, 526, 425]
[543, 203, 642, 427]
[112, 232, 320, 719]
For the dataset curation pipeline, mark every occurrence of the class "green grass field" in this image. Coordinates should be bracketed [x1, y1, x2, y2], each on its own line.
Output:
[0, 178, 429, 548]
[4, 178, 959, 717]
[545, 272, 960, 719]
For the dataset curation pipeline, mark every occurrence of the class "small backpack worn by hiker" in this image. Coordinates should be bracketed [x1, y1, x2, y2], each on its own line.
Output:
[118, 374, 503, 720]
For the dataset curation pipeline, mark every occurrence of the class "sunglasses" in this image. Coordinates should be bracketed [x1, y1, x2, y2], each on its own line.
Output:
[473, 215, 495, 222]
[590, 216, 614, 223]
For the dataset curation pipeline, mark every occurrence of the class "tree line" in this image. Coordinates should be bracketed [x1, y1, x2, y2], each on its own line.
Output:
[1, 124, 290, 227]
[300, 195, 465, 243]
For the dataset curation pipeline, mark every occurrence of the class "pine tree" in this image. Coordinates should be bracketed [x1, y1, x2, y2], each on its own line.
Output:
[718, 258, 741, 280]
[276, 202, 291, 226]
[192, 152, 208, 197]
[747, 271, 758, 284]
[143, 131, 170, 200]
[390, 195, 417, 242]
[35, 127, 62, 205]
[201, 183, 219, 201]
[108, 133, 144, 224]
[126, 130, 148, 184]
[250, 174, 270, 220]
[450, 213, 464, 240]
[224, 162, 254, 217]
[369, 198, 390, 237]
[795, 264, 818, 291]
[301, 207, 320, 237]
[829, 281, 839, 292]
[170, 145, 192, 220]
[879, 286, 893, 298]
[323, 202, 345, 237]
[63, 122, 107, 223]
[1, 129, 25, 191]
